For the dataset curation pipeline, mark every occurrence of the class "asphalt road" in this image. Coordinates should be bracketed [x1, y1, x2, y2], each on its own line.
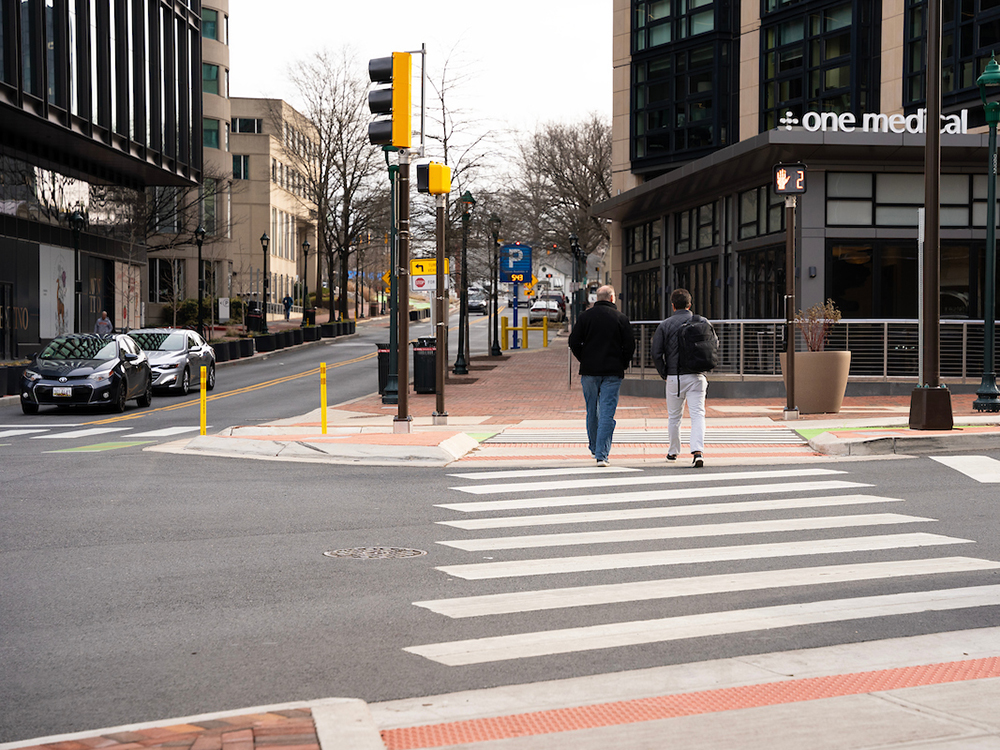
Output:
[2, 329, 999, 742]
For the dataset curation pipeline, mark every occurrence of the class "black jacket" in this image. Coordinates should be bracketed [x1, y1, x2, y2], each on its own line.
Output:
[568, 300, 635, 377]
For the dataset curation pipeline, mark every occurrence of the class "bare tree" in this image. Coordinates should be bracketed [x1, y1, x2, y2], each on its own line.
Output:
[283, 48, 385, 321]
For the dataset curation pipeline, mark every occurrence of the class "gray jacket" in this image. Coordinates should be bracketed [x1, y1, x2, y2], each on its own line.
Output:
[650, 309, 694, 379]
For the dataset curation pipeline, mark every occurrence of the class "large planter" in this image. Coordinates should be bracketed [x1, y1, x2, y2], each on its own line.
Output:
[303, 326, 321, 342]
[780, 350, 852, 414]
[291, 328, 304, 345]
[226, 340, 241, 360]
[320, 323, 336, 338]
[238, 338, 255, 358]
[344, 320, 356, 335]
[212, 342, 230, 363]
[254, 333, 277, 352]
[4, 364, 27, 395]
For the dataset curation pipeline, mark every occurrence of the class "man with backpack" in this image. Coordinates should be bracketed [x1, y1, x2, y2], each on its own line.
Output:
[651, 288, 719, 467]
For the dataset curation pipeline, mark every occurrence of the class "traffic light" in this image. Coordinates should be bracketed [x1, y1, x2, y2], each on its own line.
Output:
[416, 162, 451, 195]
[368, 52, 411, 148]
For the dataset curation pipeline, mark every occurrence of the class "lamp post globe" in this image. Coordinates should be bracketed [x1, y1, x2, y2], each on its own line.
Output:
[260, 233, 270, 334]
[454, 190, 475, 375]
[974, 53, 1000, 412]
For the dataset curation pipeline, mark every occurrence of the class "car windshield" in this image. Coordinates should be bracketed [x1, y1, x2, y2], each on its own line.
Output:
[131, 332, 187, 352]
[41, 337, 117, 361]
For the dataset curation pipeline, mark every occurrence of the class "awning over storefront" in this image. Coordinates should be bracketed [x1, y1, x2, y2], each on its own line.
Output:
[592, 129, 990, 226]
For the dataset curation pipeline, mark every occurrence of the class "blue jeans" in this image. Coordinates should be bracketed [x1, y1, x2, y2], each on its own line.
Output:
[581, 374, 622, 462]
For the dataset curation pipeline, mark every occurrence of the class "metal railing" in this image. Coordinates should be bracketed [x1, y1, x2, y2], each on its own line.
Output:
[630, 319, 999, 383]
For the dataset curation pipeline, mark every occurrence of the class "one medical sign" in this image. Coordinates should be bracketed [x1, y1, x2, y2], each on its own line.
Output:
[500, 243, 532, 283]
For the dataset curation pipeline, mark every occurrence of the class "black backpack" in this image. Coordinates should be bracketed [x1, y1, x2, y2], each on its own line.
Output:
[677, 315, 720, 373]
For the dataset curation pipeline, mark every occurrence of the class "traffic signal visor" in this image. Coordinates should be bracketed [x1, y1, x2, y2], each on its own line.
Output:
[368, 52, 412, 148]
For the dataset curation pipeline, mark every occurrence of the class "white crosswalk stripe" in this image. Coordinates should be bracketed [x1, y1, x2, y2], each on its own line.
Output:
[0, 428, 51, 438]
[129, 426, 205, 438]
[406, 464, 1000, 666]
[31, 427, 133, 439]
[485, 428, 806, 445]
[930, 455, 1000, 483]
[405, 585, 1000, 666]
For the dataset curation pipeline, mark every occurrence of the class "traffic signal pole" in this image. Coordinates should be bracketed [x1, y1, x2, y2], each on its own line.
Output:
[433, 193, 447, 423]
[395, 150, 412, 432]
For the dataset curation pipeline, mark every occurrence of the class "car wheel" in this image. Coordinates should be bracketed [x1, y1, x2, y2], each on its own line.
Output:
[21, 400, 38, 415]
[178, 368, 190, 395]
[206, 364, 216, 391]
[112, 381, 128, 413]
[137, 376, 153, 407]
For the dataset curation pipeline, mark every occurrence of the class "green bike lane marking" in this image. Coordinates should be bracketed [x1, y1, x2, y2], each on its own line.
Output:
[46, 441, 155, 453]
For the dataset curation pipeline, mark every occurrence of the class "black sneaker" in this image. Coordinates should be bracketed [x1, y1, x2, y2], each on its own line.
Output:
[692, 453, 704, 468]
[666, 454, 677, 462]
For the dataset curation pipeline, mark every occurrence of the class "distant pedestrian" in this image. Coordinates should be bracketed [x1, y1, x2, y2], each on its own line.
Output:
[651, 288, 719, 468]
[94, 310, 114, 334]
[568, 285, 635, 467]
[282, 294, 293, 321]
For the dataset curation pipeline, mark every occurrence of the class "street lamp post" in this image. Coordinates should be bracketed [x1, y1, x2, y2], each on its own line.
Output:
[70, 210, 85, 333]
[195, 225, 206, 338]
[454, 190, 475, 374]
[975, 54, 1000, 412]
[489, 214, 502, 356]
[260, 233, 270, 334]
[301, 238, 311, 327]
[569, 233, 583, 326]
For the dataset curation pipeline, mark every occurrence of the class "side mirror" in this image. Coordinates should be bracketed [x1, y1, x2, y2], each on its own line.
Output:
[123, 352, 138, 362]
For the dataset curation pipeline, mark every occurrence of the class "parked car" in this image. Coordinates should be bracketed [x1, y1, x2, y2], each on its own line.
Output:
[130, 328, 217, 395]
[467, 293, 489, 315]
[539, 293, 567, 318]
[528, 299, 564, 324]
[20, 333, 153, 414]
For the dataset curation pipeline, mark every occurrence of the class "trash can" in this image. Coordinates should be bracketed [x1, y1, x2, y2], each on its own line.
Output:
[377, 342, 390, 395]
[246, 301, 262, 332]
[412, 337, 436, 394]
[303, 308, 316, 326]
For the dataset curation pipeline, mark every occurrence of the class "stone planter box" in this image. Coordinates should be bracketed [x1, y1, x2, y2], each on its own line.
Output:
[238, 338, 255, 358]
[292, 328, 304, 345]
[344, 321, 356, 335]
[212, 342, 230, 363]
[226, 340, 241, 360]
[254, 333, 277, 352]
[3, 364, 28, 395]
[303, 326, 321, 341]
[320, 323, 337, 338]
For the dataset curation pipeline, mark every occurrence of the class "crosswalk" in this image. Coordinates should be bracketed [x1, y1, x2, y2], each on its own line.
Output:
[404, 461, 1000, 667]
[0, 424, 203, 442]
[485, 428, 806, 445]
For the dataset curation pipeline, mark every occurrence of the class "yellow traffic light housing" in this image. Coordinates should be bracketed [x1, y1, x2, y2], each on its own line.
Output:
[417, 162, 451, 195]
[368, 52, 412, 148]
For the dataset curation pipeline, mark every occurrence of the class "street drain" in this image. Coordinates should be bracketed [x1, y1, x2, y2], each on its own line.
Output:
[323, 546, 427, 559]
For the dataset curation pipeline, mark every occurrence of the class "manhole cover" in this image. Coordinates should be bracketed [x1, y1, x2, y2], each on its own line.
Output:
[323, 546, 427, 559]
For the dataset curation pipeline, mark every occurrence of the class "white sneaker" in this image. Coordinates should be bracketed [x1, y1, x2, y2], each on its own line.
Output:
[596, 459, 610, 467]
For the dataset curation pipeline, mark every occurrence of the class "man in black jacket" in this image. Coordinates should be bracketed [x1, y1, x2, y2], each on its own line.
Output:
[568, 285, 635, 466]
[651, 288, 708, 467]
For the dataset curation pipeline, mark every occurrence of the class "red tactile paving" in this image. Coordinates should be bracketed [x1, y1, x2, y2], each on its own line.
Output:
[380, 657, 1000, 749]
[15, 711, 318, 750]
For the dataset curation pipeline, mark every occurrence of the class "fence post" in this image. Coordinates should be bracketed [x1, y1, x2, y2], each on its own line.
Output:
[543, 316, 549, 348]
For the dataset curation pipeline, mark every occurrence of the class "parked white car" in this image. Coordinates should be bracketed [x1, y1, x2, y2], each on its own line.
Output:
[528, 299, 563, 324]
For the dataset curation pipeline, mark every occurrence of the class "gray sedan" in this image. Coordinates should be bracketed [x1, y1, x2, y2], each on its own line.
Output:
[129, 328, 216, 395]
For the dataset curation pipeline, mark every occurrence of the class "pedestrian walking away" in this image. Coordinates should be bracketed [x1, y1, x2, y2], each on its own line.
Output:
[568, 285, 635, 466]
[94, 310, 114, 334]
[651, 288, 719, 467]
[282, 294, 293, 321]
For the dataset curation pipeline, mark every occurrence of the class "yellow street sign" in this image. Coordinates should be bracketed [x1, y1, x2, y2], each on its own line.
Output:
[523, 274, 539, 296]
[410, 258, 449, 275]
[381, 270, 391, 286]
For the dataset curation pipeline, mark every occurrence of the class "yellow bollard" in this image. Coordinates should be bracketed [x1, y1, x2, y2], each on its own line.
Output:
[320, 362, 328, 435]
[200, 365, 207, 435]
[543, 315, 549, 348]
[521, 317, 529, 349]
[501, 317, 509, 350]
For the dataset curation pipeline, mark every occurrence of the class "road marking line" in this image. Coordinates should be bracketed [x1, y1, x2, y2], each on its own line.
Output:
[437, 513, 934, 551]
[436, 532, 971, 579]
[46, 441, 155, 453]
[438, 494, 905, 529]
[129, 426, 205, 437]
[449, 468, 846, 495]
[448, 466, 642, 480]
[438, 479, 871, 513]
[31, 427, 133, 439]
[930, 455, 1000, 483]
[0, 429, 50, 438]
[404, 584, 1000, 665]
[415, 556, 1000, 618]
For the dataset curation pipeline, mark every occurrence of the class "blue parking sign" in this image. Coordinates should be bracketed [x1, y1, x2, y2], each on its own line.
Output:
[500, 243, 532, 283]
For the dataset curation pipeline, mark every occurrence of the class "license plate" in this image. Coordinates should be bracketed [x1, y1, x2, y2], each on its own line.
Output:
[53, 386, 73, 397]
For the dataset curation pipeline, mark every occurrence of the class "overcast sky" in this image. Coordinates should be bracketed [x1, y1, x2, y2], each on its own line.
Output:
[227, 1, 613, 135]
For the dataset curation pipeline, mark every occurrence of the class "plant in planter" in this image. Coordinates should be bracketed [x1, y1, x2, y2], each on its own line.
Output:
[780, 299, 851, 414]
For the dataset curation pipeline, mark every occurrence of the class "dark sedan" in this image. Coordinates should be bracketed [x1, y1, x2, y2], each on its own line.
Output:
[20, 333, 153, 414]
[130, 328, 216, 395]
